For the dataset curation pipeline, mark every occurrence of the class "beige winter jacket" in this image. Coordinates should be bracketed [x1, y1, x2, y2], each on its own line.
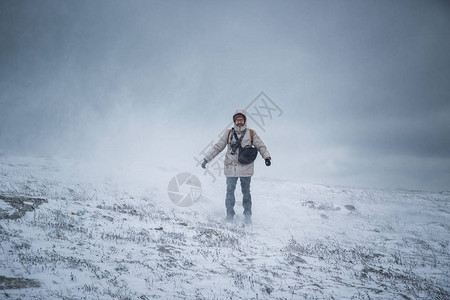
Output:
[204, 109, 271, 177]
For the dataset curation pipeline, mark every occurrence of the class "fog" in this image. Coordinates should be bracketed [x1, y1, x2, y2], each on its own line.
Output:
[1, 0, 449, 191]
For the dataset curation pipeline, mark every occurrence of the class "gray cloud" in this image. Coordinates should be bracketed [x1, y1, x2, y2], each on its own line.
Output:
[1, 0, 449, 191]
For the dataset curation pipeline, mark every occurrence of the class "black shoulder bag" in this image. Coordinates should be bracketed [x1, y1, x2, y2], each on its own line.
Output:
[230, 128, 258, 164]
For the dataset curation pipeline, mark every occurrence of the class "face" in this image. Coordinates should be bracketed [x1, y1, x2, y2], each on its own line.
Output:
[234, 117, 245, 127]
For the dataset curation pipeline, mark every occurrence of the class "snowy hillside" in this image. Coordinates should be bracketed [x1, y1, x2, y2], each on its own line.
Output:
[0, 154, 449, 299]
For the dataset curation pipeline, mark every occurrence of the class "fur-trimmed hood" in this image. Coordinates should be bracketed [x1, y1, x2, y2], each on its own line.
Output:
[233, 109, 247, 133]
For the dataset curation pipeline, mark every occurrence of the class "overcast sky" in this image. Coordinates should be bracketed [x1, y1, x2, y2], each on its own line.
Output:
[1, 0, 449, 191]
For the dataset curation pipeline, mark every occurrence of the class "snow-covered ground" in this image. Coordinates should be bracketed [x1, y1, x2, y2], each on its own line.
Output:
[0, 154, 448, 299]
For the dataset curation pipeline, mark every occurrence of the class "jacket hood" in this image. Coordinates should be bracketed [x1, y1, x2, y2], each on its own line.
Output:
[233, 109, 247, 133]
[233, 109, 247, 122]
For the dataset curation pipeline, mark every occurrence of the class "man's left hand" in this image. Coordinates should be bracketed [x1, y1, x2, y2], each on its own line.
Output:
[265, 158, 271, 166]
[201, 159, 208, 169]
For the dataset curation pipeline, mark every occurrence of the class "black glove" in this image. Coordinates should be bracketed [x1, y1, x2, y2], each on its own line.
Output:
[265, 158, 271, 166]
[201, 159, 208, 169]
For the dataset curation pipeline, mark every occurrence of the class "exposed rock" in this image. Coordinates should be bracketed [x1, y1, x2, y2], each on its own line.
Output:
[0, 195, 47, 220]
[0, 276, 40, 290]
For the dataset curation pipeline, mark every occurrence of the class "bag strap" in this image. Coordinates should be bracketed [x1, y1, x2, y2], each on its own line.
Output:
[228, 128, 253, 145]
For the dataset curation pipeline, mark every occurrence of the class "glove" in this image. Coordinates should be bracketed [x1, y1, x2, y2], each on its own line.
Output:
[201, 159, 208, 169]
[265, 158, 271, 166]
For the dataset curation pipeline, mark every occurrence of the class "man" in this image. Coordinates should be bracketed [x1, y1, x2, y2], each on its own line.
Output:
[201, 109, 271, 224]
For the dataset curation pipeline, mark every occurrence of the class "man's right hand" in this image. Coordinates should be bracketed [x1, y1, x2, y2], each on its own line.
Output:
[201, 159, 208, 169]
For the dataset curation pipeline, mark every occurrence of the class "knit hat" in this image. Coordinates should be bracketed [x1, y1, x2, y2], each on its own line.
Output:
[233, 113, 246, 122]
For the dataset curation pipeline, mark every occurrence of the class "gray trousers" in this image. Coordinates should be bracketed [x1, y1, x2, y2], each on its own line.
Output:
[226, 177, 251, 216]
